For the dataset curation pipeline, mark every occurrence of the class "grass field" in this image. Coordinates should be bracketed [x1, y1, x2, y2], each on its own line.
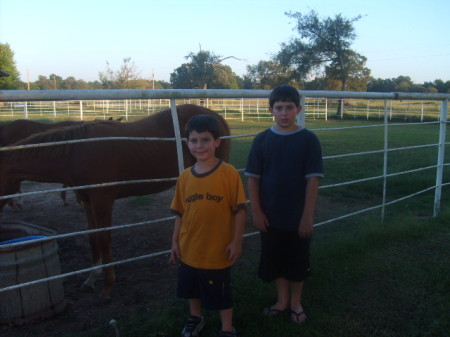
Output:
[101, 210, 449, 337]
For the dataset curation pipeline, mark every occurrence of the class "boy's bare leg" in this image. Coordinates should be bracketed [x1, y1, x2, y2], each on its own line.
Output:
[189, 298, 202, 317]
[289, 281, 304, 311]
[219, 308, 234, 332]
[273, 277, 290, 310]
[289, 281, 307, 322]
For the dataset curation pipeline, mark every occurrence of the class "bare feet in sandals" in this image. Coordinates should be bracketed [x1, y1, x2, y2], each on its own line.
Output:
[290, 310, 307, 324]
[262, 306, 287, 316]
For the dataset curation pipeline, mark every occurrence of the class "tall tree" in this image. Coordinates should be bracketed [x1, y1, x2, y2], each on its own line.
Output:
[0, 43, 21, 89]
[170, 50, 242, 89]
[278, 11, 365, 85]
[277, 11, 370, 113]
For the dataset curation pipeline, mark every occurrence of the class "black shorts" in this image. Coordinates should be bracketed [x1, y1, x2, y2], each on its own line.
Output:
[176, 262, 233, 311]
[258, 227, 311, 282]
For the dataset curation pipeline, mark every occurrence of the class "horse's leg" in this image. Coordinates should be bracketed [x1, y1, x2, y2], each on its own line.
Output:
[7, 198, 22, 211]
[8, 186, 23, 211]
[88, 195, 115, 299]
[60, 184, 69, 206]
[80, 200, 103, 290]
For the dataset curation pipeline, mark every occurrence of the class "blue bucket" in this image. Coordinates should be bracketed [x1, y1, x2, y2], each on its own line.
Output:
[0, 236, 46, 246]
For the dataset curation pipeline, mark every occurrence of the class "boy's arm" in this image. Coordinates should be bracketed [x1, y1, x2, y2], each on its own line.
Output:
[299, 176, 320, 238]
[247, 176, 268, 232]
[225, 207, 246, 262]
[169, 215, 182, 264]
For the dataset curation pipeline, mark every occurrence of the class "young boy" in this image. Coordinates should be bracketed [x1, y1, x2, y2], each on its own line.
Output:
[245, 85, 323, 324]
[169, 115, 247, 337]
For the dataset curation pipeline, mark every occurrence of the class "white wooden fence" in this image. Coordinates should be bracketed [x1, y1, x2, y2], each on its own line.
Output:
[0, 89, 448, 294]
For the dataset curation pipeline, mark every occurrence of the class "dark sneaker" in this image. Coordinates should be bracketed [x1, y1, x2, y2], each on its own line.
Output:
[181, 315, 205, 337]
[219, 328, 237, 337]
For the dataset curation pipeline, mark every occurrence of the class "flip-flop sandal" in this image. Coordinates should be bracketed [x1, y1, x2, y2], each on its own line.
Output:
[262, 306, 286, 316]
[290, 310, 307, 324]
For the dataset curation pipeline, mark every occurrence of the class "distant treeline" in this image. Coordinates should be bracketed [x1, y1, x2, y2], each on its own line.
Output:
[9, 74, 450, 94]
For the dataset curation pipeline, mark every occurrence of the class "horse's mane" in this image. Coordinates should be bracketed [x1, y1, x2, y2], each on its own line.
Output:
[5, 123, 93, 159]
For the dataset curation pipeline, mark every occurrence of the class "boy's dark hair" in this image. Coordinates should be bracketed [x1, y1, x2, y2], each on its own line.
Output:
[186, 115, 221, 139]
[269, 85, 300, 107]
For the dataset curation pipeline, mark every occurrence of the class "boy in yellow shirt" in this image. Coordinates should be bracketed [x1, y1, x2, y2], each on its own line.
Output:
[170, 115, 247, 337]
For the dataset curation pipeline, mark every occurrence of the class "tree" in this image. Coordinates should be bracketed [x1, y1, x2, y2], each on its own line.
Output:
[278, 11, 366, 85]
[98, 57, 141, 89]
[393, 76, 413, 92]
[36, 75, 54, 90]
[277, 11, 370, 113]
[324, 50, 371, 91]
[0, 43, 21, 89]
[244, 60, 300, 89]
[170, 50, 242, 89]
[367, 78, 396, 92]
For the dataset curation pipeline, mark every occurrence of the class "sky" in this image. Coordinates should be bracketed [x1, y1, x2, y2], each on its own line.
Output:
[1, 0, 449, 84]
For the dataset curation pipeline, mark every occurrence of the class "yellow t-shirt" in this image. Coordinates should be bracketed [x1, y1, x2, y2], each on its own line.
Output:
[170, 160, 247, 269]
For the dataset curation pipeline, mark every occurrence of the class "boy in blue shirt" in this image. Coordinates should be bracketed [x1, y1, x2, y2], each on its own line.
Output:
[245, 85, 323, 323]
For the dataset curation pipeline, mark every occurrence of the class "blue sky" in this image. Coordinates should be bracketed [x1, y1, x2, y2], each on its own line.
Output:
[1, 0, 449, 84]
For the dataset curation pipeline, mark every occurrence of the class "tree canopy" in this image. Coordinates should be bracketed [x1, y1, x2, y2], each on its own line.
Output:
[277, 11, 371, 91]
[170, 50, 241, 89]
[0, 43, 21, 90]
[243, 60, 300, 89]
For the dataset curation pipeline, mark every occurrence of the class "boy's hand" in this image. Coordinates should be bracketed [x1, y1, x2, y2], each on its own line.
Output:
[225, 240, 242, 263]
[169, 243, 181, 264]
[252, 208, 269, 232]
[298, 216, 314, 238]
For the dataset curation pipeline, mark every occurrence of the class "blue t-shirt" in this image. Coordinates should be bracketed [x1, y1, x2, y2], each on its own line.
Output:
[245, 126, 324, 231]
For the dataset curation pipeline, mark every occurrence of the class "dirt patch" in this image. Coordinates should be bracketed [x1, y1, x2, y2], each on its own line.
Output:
[0, 182, 188, 337]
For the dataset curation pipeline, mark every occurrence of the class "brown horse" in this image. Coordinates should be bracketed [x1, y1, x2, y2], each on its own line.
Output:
[0, 119, 88, 208]
[0, 104, 230, 298]
[0, 118, 124, 209]
[0, 119, 86, 146]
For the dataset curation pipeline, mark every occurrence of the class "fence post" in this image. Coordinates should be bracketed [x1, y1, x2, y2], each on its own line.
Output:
[79, 101, 83, 120]
[367, 100, 370, 120]
[169, 99, 184, 174]
[421, 101, 424, 122]
[299, 95, 306, 127]
[433, 99, 448, 217]
[381, 100, 389, 222]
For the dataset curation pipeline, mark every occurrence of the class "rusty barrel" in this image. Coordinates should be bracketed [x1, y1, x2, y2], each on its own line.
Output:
[0, 221, 66, 325]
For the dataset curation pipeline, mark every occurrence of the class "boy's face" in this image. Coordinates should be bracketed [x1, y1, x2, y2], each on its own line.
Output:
[186, 130, 221, 162]
[270, 101, 302, 131]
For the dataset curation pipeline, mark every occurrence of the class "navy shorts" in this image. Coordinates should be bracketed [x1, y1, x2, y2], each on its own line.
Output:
[176, 262, 233, 310]
[258, 227, 311, 282]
